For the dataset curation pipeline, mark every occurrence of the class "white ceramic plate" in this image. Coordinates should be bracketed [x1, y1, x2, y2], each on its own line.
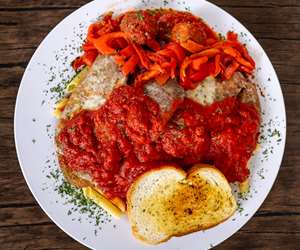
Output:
[14, 0, 286, 249]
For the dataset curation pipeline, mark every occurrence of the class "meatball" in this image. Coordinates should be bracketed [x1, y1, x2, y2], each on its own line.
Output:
[171, 22, 207, 44]
[157, 9, 215, 41]
[120, 10, 157, 44]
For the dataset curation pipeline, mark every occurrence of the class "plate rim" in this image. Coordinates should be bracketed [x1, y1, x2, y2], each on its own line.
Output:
[14, 0, 287, 249]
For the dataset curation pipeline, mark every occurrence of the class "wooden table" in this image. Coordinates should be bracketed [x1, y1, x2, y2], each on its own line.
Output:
[0, 1, 299, 249]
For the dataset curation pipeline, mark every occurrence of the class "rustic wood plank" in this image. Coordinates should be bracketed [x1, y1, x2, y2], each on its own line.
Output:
[0, 0, 299, 249]
[0, 224, 87, 250]
[0, 0, 300, 9]
[0, 48, 34, 67]
[221, 6, 300, 25]
[215, 231, 300, 249]
[0, 0, 86, 9]
[0, 67, 25, 88]
[0, 10, 75, 49]
[212, 0, 300, 8]
[0, 201, 298, 230]
[0, 205, 49, 227]
[0, 6, 299, 51]
[0, 224, 298, 250]
[0, 172, 36, 205]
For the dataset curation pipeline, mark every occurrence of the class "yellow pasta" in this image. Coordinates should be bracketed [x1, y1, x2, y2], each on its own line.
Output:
[66, 66, 89, 93]
[53, 98, 69, 118]
[239, 179, 249, 194]
[82, 187, 123, 219]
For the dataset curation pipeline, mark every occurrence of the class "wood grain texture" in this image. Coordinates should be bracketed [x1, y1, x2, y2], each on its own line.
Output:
[0, 0, 299, 249]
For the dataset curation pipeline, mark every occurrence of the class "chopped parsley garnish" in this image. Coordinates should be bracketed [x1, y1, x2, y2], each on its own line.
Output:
[136, 10, 144, 20]
[237, 202, 244, 214]
[146, 9, 157, 16]
[47, 169, 111, 227]
[218, 33, 226, 41]
[270, 129, 281, 138]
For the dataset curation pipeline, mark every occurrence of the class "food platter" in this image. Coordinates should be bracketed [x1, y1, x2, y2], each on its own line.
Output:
[14, 0, 286, 249]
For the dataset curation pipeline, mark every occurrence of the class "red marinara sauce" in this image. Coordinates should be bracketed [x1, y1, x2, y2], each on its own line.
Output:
[56, 86, 260, 199]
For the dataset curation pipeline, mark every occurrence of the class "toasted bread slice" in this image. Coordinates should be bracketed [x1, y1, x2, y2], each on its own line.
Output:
[127, 165, 237, 244]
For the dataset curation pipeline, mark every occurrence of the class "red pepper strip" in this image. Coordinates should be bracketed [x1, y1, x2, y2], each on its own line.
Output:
[72, 56, 85, 71]
[208, 62, 217, 75]
[157, 49, 176, 59]
[202, 22, 219, 40]
[147, 52, 167, 65]
[214, 54, 221, 77]
[213, 41, 255, 67]
[223, 47, 254, 69]
[190, 48, 220, 59]
[114, 55, 125, 66]
[219, 61, 226, 72]
[82, 41, 96, 51]
[93, 32, 128, 55]
[222, 55, 234, 66]
[222, 46, 240, 57]
[170, 57, 177, 78]
[122, 55, 139, 76]
[191, 56, 209, 70]
[206, 38, 218, 45]
[140, 71, 160, 81]
[211, 41, 231, 49]
[132, 43, 150, 69]
[190, 63, 211, 82]
[165, 57, 177, 78]
[82, 50, 98, 67]
[87, 22, 102, 41]
[156, 49, 177, 77]
[236, 56, 254, 69]
[227, 31, 238, 41]
[138, 64, 164, 82]
[155, 72, 170, 85]
[180, 58, 192, 81]
[115, 38, 128, 49]
[235, 43, 256, 68]
[239, 65, 253, 74]
[180, 78, 197, 89]
[165, 42, 185, 63]
[224, 60, 240, 80]
[146, 39, 161, 51]
[119, 45, 135, 58]
[180, 39, 205, 53]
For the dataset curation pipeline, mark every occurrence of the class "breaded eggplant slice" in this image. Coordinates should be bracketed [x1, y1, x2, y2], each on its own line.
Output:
[61, 55, 127, 120]
[144, 78, 185, 121]
[55, 55, 127, 210]
[186, 72, 260, 111]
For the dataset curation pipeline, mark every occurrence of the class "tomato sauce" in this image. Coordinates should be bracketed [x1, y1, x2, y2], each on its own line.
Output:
[57, 86, 259, 199]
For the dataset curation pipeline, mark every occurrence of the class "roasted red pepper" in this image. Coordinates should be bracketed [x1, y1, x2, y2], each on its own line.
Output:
[93, 32, 128, 55]
[122, 55, 139, 75]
